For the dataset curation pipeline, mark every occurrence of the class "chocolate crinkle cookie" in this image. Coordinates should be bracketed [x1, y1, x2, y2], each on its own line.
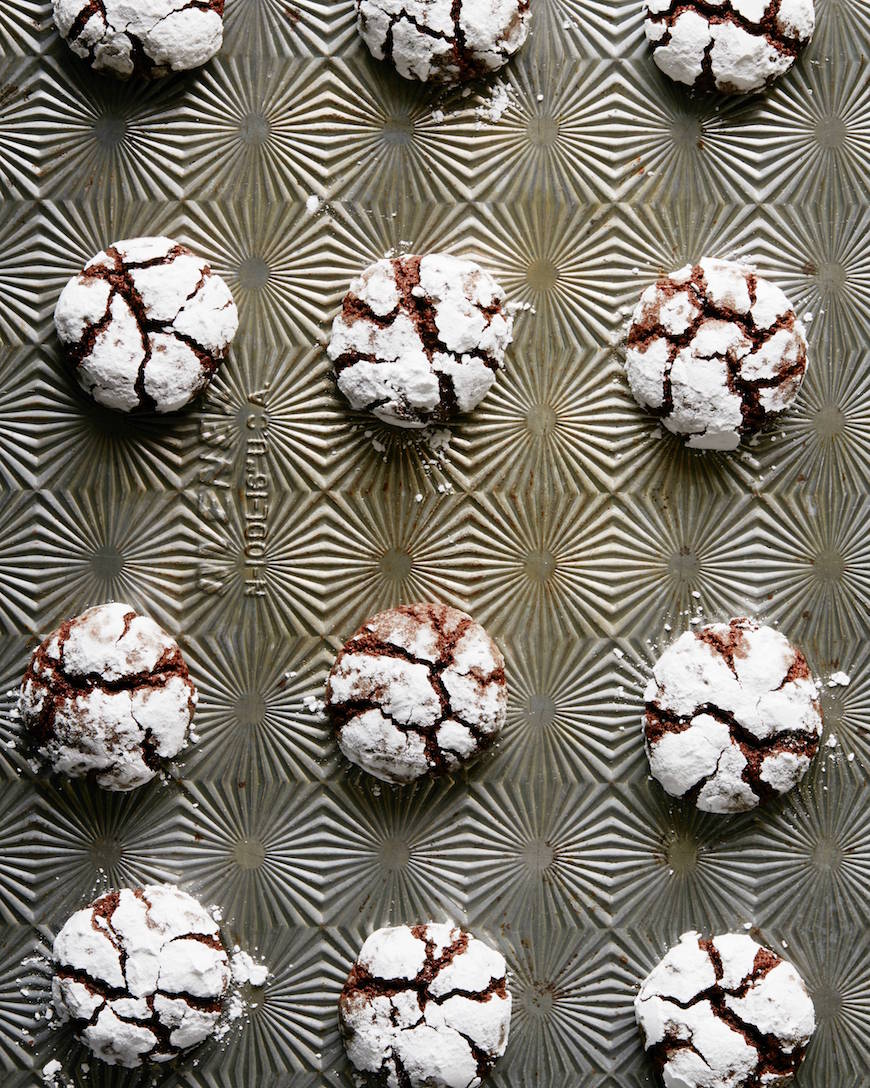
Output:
[644, 618, 821, 813]
[52, 884, 230, 1068]
[636, 930, 815, 1088]
[53, 0, 225, 79]
[643, 0, 814, 95]
[340, 923, 511, 1088]
[326, 603, 507, 784]
[19, 602, 196, 791]
[625, 258, 808, 450]
[328, 254, 513, 428]
[54, 236, 238, 414]
[356, 0, 530, 84]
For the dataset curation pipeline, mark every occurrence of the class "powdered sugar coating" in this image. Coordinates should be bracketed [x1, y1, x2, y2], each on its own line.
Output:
[643, 618, 822, 813]
[340, 923, 511, 1088]
[53, 0, 224, 79]
[54, 236, 238, 414]
[635, 930, 815, 1088]
[356, 0, 529, 84]
[328, 254, 513, 428]
[625, 258, 808, 450]
[19, 603, 196, 791]
[643, 1, 814, 94]
[52, 884, 230, 1068]
[326, 602, 507, 783]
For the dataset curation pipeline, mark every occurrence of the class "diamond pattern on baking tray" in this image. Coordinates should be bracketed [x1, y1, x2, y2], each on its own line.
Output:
[31, 780, 186, 920]
[607, 494, 765, 633]
[496, 636, 644, 782]
[460, 782, 614, 927]
[183, 634, 333, 783]
[173, 58, 331, 202]
[754, 493, 870, 646]
[318, 778, 467, 926]
[498, 925, 623, 1077]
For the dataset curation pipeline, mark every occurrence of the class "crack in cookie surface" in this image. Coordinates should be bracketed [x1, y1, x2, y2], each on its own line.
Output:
[19, 602, 196, 791]
[328, 254, 512, 428]
[625, 258, 808, 450]
[643, 617, 821, 813]
[326, 602, 507, 783]
[52, 884, 230, 1068]
[356, 0, 530, 84]
[54, 0, 225, 79]
[340, 923, 511, 1088]
[54, 236, 238, 414]
[636, 931, 815, 1088]
[643, 0, 814, 93]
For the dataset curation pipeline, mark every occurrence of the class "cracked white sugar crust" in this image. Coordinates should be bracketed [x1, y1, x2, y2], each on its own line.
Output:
[54, 236, 238, 414]
[340, 923, 511, 1088]
[52, 884, 230, 1068]
[355, 0, 530, 84]
[643, 0, 814, 94]
[643, 618, 822, 813]
[635, 931, 815, 1088]
[53, 0, 225, 79]
[625, 258, 807, 450]
[326, 602, 507, 784]
[328, 254, 513, 428]
[18, 602, 196, 792]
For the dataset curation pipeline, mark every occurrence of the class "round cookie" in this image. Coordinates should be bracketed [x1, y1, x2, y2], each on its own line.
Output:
[356, 0, 530, 84]
[327, 254, 513, 428]
[643, 0, 814, 95]
[52, 884, 230, 1068]
[340, 922, 511, 1088]
[635, 930, 815, 1088]
[54, 236, 238, 414]
[625, 258, 808, 450]
[643, 617, 822, 813]
[53, 0, 225, 80]
[326, 602, 507, 783]
[19, 602, 196, 791]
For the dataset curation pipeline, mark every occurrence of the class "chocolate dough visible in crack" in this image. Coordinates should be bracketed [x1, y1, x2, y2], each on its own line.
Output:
[340, 923, 512, 1088]
[642, 617, 822, 813]
[327, 253, 513, 428]
[636, 930, 816, 1088]
[355, 0, 530, 84]
[326, 602, 507, 784]
[54, 0, 226, 79]
[19, 602, 196, 792]
[54, 236, 238, 414]
[624, 257, 808, 450]
[52, 884, 230, 1069]
[643, 0, 814, 94]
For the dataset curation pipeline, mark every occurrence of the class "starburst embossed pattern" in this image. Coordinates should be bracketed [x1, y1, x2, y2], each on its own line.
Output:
[1, 0, 869, 1082]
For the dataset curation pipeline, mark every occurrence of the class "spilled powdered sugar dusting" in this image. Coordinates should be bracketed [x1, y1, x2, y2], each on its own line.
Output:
[636, 930, 815, 1088]
[340, 922, 511, 1088]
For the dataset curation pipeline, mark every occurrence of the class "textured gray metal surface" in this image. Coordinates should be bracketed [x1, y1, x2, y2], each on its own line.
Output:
[0, 0, 868, 1085]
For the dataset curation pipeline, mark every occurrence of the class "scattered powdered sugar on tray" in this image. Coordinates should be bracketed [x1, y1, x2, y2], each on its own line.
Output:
[476, 80, 513, 124]
[231, 949, 270, 988]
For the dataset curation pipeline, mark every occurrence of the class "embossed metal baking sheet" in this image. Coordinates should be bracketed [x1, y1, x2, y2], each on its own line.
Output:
[0, 1, 868, 1086]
